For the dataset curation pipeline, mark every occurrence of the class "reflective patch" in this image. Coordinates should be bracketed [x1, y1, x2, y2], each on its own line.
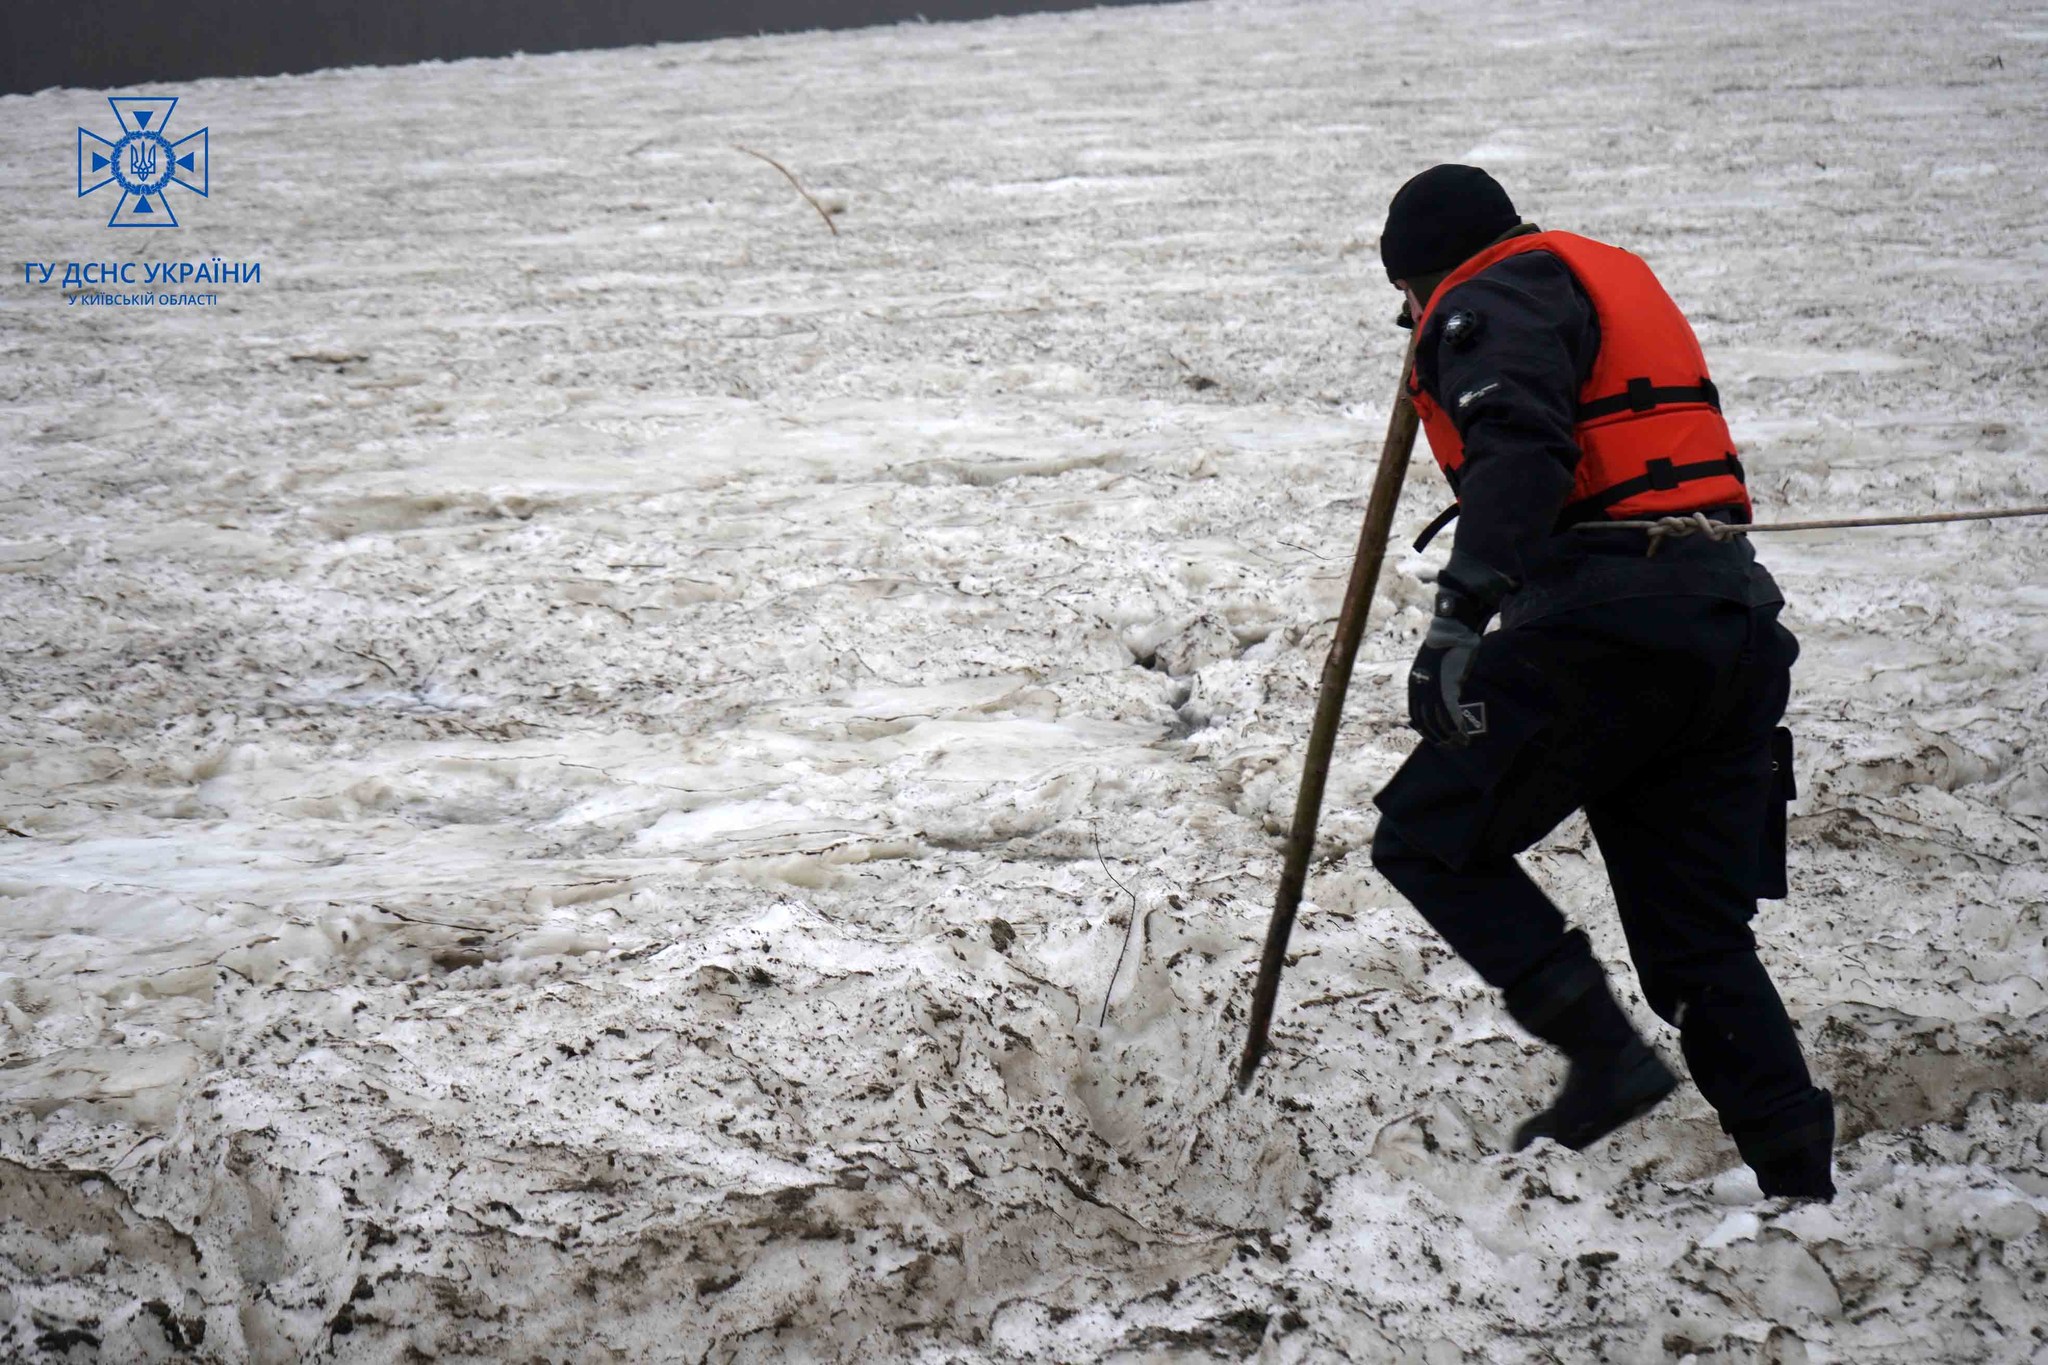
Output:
[1456, 380, 1500, 409]
[1458, 701, 1488, 735]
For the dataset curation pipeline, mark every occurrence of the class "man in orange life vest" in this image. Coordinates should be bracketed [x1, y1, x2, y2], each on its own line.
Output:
[1368, 165, 1836, 1200]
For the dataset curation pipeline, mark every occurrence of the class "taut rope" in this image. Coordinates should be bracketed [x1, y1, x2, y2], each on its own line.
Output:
[1585, 506, 2048, 556]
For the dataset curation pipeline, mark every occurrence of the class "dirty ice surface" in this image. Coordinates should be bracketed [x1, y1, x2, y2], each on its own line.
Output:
[3, 0, 2048, 1359]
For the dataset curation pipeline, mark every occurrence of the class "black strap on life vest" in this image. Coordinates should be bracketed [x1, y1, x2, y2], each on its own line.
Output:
[1412, 502, 1461, 552]
[1576, 375, 1720, 423]
[1560, 453, 1747, 523]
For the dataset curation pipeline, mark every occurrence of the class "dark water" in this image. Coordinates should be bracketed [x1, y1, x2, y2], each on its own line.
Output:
[4, 0, 1185, 96]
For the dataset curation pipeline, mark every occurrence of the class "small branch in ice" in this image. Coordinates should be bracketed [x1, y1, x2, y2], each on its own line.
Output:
[111, 1134, 165, 1172]
[1095, 825, 1141, 1028]
[370, 902, 492, 934]
[734, 145, 840, 236]
[343, 646, 400, 680]
[1168, 351, 1219, 392]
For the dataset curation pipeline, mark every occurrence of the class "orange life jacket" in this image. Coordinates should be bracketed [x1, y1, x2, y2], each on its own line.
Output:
[1408, 230, 1751, 528]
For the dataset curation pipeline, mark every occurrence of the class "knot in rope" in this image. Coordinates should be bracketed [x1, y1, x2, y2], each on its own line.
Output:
[1644, 511, 1744, 556]
[1580, 504, 2048, 554]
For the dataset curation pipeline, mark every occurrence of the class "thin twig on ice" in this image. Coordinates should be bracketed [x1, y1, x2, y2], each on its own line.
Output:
[734, 145, 839, 236]
[1096, 825, 1141, 1027]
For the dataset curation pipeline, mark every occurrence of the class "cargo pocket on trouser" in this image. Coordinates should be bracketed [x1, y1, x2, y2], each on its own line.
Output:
[1759, 725, 1794, 900]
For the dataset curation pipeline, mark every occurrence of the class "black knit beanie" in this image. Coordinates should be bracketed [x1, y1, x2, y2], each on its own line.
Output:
[1380, 164, 1520, 284]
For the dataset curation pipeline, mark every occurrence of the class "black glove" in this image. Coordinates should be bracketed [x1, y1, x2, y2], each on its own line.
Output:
[1407, 549, 1517, 747]
[1408, 614, 1481, 745]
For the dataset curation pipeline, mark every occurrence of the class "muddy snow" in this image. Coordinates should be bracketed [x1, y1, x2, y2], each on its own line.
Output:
[2, 0, 2046, 1359]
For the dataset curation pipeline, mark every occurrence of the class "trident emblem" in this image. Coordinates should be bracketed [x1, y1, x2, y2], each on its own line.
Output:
[78, 96, 208, 228]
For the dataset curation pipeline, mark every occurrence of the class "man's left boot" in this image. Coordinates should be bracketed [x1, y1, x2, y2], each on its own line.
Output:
[1504, 932, 1678, 1152]
[1669, 968, 1836, 1202]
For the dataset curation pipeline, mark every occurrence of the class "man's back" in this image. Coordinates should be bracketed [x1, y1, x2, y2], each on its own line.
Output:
[1410, 238, 1776, 627]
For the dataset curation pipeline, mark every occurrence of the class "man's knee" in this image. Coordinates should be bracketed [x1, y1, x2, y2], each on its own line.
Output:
[1370, 817, 1434, 886]
[1637, 946, 1773, 1021]
[1635, 955, 1733, 1028]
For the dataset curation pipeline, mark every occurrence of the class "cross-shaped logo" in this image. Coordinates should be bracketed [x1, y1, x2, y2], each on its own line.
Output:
[78, 96, 208, 228]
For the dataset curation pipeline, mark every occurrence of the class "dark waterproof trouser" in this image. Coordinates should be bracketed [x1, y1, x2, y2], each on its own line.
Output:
[1371, 595, 1828, 1161]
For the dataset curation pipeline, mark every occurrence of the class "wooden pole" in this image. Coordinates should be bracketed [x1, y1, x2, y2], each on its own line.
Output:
[1237, 335, 1422, 1093]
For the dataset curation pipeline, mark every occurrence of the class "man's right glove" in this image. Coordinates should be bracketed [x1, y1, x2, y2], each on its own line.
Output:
[1408, 612, 1482, 746]
[1406, 548, 1517, 747]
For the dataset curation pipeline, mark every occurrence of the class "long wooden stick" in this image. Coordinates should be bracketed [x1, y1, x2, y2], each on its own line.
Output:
[1237, 337, 1422, 1093]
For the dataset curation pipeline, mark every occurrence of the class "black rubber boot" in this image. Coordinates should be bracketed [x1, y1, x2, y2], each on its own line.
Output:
[1737, 1090, 1836, 1201]
[1512, 1038, 1680, 1151]
[1665, 970, 1836, 1201]
[1505, 933, 1679, 1152]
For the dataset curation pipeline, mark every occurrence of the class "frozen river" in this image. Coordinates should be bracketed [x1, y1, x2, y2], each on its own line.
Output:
[2, 0, 2046, 1359]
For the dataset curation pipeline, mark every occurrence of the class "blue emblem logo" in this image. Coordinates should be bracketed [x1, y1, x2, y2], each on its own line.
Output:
[78, 97, 208, 228]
